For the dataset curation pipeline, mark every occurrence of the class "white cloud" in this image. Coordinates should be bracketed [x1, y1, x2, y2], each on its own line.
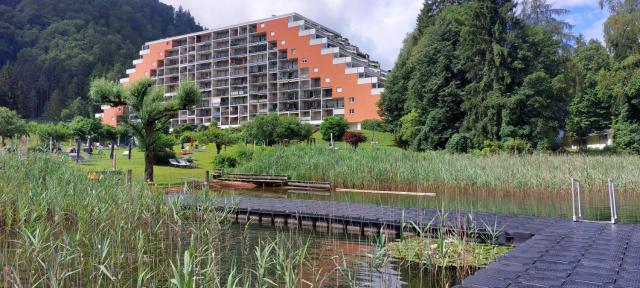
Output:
[160, 0, 423, 69]
[583, 14, 607, 42]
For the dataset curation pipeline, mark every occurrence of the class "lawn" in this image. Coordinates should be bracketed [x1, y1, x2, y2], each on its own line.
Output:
[77, 144, 230, 184]
[75, 130, 395, 184]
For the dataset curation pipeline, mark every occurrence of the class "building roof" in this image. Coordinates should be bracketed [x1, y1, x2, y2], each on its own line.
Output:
[145, 12, 342, 46]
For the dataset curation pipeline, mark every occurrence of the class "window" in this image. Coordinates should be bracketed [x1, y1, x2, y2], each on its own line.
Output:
[291, 48, 296, 55]
[325, 77, 331, 83]
[337, 87, 343, 93]
[349, 97, 354, 103]
[313, 67, 319, 73]
[270, 31, 275, 36]
[261, 23, 266, 28]
[280, 40, 286, 45]
[302, 57, 307, 64]
[349, 108, 355, 114]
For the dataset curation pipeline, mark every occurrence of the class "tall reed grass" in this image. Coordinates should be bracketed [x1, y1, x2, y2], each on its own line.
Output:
[0, 152, 236, 287]
[234, 144, 640, 194]
[0, 152, 483, 287]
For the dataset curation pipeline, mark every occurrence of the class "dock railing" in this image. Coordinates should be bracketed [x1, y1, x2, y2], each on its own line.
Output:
[571, 178, 618, 224]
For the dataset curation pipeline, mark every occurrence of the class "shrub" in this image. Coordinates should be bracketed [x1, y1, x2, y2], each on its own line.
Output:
[234, 145, 254, 162]
[343, 131, 367, 149]
[243, 114, 310, 145]
[446, 133, 472, 153]
[470, 140, 502, 156]
[395, 111, 420, 148]
[213, 152, 238, 168]
[502, 138, 532, 154]
[320, 116, 348, 141]
[35, 123, 72, 144]
[361, 119, 391, 132]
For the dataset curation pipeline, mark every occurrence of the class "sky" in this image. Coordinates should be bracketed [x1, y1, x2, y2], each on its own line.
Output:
[160, 0, 609, 70]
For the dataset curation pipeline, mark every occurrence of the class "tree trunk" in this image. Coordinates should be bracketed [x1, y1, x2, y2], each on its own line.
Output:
[144, 150, 154, 182]
[216, 143, 222, 154]
[1, 136, 5, 147]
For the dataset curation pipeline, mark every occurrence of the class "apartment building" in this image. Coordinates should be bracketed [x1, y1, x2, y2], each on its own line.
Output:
[118, 13, 386, 130]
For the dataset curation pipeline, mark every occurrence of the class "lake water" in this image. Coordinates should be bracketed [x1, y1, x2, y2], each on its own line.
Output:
[217, 187, 640, 224]
[198, 186, 638, 287]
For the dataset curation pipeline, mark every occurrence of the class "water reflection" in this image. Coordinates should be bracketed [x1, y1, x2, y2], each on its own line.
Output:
[223, 222, 466, 287]
[214, 187, 640, 223]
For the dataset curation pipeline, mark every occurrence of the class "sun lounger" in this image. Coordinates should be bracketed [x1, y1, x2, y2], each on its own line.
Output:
[178, 159, 195, 168]
[169, 158, 182, 167]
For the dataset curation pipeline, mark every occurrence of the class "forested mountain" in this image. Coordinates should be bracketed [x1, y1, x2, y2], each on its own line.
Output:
[380, 0, 640, 153]
[0, 0, 202, 120]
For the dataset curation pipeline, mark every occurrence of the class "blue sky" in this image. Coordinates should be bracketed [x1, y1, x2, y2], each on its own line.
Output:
[161, 0, 609, 69]
[551, 0, 609, 42]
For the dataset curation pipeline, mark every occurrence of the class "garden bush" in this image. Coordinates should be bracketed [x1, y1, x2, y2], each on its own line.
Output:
[319, 116, 348, 141]
[213, 152, 238, 168]
[342, 131, 367, 148]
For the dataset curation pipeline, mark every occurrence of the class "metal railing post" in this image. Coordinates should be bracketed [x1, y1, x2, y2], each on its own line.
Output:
[608, 179, 613, 223]
[571, 178, 577, 221]
[576, 180, 583, 221]
[608, 179, 617, 224]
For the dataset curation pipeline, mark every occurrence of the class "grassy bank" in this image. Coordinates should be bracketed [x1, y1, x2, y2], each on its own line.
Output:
[234, 144, 640, 194]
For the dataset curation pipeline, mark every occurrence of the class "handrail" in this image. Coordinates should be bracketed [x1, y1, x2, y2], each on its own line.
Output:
[571, 178, 618, 224]
[571, 178, 583, 221]
[608, 179, 618, 224]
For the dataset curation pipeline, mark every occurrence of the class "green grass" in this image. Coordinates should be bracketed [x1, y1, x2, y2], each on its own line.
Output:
[77, 145, 234, 184]
[311, 130, 397, 148]
[75, 130, 395, 185]
[234, 143, 640, 194]
[0, 152, 478, 287]
[387, 237, 511, 268]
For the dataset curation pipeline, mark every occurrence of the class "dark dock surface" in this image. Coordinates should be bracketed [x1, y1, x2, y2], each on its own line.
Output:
[176, 195, 640, 287]
[458, 221, 640, 288]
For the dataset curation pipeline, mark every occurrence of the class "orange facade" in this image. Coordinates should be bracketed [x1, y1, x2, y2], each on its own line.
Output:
[112, 14, 384, 128]
[129, 40, 173, 82]
[102, 106, 125, 127]
[258, 18, 381, 123]
[100, 41, 173, 126]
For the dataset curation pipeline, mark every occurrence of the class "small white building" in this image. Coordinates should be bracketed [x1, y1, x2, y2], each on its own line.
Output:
[571, 129, 613, 150]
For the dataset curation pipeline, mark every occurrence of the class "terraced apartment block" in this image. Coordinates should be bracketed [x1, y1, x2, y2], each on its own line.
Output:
[118, 13, 386, 129]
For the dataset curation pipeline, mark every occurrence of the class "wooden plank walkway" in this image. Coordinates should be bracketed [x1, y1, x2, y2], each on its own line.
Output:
[174, 195, 640, 286]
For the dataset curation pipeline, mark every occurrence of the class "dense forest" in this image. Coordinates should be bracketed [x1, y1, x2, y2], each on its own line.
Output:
[0, 0, 202, 121]
[380, 0, 640, 153]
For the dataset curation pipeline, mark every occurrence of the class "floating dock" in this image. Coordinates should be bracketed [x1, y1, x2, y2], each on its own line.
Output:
[173, 195, 640, 287]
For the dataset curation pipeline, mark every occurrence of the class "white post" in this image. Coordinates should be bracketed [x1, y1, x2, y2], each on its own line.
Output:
[577, 181, 582, 220]
[609, 179, 617, 224]
[571, 178, 577, 221]
[330, 133, 334, 148]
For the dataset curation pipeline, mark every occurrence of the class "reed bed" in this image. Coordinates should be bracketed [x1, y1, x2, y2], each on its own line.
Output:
[0, 152, 487, 287]
[234, 144, 640, 194]
[0, 152, 237, 287]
